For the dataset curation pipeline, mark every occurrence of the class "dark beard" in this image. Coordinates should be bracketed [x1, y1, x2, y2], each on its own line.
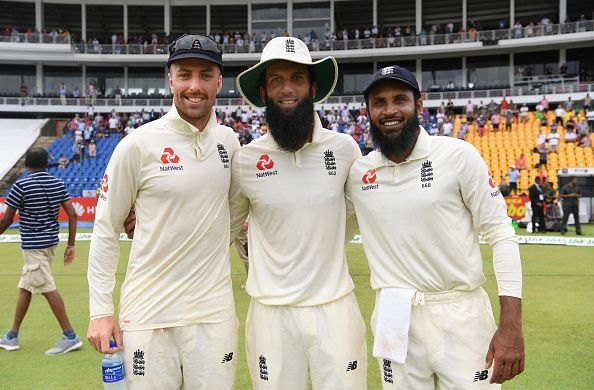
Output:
[265, 93, 314, 152]
[370, 109, 420, 159]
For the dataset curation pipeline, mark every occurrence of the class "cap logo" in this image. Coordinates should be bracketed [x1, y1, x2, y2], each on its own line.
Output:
[191, 39, 203, 49]
[285, 39, 295, 53]
[381, 67, 395, 75]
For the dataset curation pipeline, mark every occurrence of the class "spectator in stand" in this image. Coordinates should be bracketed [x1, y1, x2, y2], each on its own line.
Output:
[71, 141, 81, 164]
[564, 129, 578, 143]
[458, 119, 469, 140]
[442, 119, 453, 136]
[466, 100, 474, 115]
[505, 109, 514, 131]
[88, 84, 97, 106]
[58, 154, 69, 169]
[108, 114, 119, 136]
[519, 103, 529, 123]
[507, 166, 520, 195]
[515, 153, 527, 170]
[578, 133, 591, 147]
[491, 112, 501, 131]
[500, 97, 508, 115]
[547, 128, 560, 152]
[585, 107, 594, 132]
[565, 117, 576, 134]
[445, 99, 454, 119]
[539, 96, 549, 112]
[114, 85, 122, 105]
[536, 130, 547, 146]
[59, 83, 67, 105]
[72, 86, 80, 98]
[477, 114, 486, 137]
[564, 97, 573, 112]
[536, 143, 549, 169]
[88, 140, 96, 159]
[554, 104, 565, 125]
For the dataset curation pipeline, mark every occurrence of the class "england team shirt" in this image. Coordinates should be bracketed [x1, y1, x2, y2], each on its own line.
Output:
[347, 128, 516, 292]
[88, 105, 240, 331]
[5, 172, 69, 250]
[229, 114, 362, 306]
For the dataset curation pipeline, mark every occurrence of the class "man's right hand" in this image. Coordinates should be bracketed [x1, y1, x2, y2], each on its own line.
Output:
[87, 316, 123, 353]
[123, 207, 136, 239]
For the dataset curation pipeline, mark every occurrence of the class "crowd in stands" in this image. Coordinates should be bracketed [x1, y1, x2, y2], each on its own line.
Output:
[55, 93, 592, 167]
[4, 12, 592, 48]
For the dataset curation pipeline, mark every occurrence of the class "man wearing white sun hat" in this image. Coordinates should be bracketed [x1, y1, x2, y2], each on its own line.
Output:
[229, 37, 367, 389]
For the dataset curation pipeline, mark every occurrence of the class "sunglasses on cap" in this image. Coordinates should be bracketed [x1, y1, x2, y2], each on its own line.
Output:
[169, 34, 222, 56]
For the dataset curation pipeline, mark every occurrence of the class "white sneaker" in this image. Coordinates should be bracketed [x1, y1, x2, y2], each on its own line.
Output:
[0, 331, 20, 351]
[45, 335, 83, 355]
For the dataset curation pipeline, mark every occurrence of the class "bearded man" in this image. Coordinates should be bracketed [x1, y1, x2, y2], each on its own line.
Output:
[347, 65, 525, 389]
[230, 37, 367, 389]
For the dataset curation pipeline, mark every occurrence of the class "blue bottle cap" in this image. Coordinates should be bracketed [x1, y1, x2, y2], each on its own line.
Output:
[109, 340, 117, 348]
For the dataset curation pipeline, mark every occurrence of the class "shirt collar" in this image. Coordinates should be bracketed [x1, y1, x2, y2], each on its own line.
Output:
[368, 126, 431, 168]
[163, 104, 218, 135]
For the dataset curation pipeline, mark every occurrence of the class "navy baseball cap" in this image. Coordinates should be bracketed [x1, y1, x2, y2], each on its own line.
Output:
[363, 65, 421, 101]
[167, 34, 223, 69]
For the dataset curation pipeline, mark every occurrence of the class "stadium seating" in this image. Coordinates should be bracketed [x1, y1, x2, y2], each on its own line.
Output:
[5, 136, 120, 197]
[461, 111, 593, 193]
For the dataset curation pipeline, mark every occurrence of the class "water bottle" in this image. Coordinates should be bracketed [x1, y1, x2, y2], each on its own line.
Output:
[102, 340, 127, 389]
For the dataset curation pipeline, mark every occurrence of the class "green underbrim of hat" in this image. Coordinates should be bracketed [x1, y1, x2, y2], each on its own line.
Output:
[236, 57, 338, 108]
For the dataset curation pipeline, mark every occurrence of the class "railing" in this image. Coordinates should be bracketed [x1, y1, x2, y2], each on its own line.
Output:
[2, 82, 593, 109]
[72, 20, 594, 54]
[0, 32, 71, 44]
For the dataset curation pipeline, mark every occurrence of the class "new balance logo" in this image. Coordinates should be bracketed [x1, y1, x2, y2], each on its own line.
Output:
[346, 361, 358, 372]
[474, 370, 489, 382]
[221, 352, 234, 363]
[259, 355, 269, 381]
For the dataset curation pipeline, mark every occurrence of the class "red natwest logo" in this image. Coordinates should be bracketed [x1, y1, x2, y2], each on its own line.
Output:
[489, 177, 496, 188]
[256, 154, 275, 170]
[100, 174, 109, 193]
[362, 169, 377, 184]
[161, 148, 180, 164]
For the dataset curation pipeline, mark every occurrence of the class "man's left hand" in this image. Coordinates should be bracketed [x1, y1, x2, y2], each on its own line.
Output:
[485, 324, 525, 384]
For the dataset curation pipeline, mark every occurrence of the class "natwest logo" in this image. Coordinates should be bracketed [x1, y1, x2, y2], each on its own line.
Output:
[100, 174, 109, 193]
[98, 174, 109, 201]
[256, 154, 275, 170]
[161, 147, 180, 164]
[362, 169, 377, 184]
[488, 177, 496, 188]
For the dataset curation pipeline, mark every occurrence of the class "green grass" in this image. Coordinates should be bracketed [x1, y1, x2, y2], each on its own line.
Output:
[0, 228, 593, 389]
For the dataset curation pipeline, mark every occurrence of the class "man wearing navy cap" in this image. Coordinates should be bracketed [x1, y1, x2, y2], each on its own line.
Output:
[347, 65, 525, 388]
[87, 34, 240, 389]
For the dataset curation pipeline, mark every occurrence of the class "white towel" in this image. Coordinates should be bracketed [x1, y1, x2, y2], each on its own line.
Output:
[372, 288, 416, 364]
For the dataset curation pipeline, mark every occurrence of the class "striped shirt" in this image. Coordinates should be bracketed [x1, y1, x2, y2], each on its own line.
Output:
[5, 171, 69, 250]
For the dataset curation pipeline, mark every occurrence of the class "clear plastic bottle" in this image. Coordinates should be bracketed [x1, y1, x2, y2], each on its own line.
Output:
[102, 340, 126, 389]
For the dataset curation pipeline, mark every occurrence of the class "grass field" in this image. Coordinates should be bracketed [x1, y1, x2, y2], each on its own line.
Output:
[1, 227, 593, 389]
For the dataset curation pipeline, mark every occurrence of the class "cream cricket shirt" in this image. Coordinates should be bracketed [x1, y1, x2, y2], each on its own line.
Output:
[229, 115, 362, 306]
[88, 106, 240, 331]
[347, 128, 516, 292]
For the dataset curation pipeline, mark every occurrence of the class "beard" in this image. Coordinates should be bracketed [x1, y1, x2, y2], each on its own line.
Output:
[370, 108, 420, 159]
[265, 92, 314, 152]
